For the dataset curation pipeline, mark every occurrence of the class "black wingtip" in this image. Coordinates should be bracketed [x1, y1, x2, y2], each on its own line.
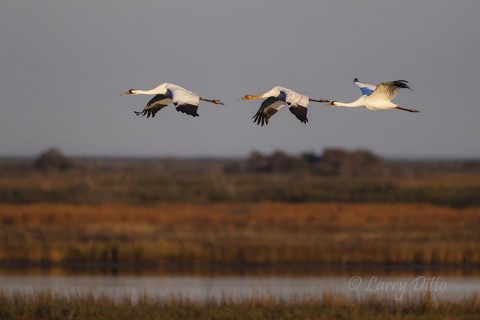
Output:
[134, 110, 154, 118]
[393, 80, 412, 91]
[252, 113, 268, 126]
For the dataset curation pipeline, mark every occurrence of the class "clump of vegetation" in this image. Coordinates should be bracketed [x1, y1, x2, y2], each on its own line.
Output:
[240, 148, 386, 177]
[312, 148, 386, 176]
[33, 148, 74, 171]
[0, 291, 478, 320]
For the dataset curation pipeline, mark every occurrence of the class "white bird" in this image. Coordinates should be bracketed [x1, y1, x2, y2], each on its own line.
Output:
[239, 86, 328, 126]
[326, 80, 420, 113]
[121, 83, 224, 118]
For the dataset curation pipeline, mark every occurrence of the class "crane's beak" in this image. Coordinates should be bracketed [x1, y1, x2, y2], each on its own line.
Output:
[120, 89, 135, 96]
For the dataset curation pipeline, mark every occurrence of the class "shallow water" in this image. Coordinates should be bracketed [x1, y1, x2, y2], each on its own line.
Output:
[1, 274, 478, 302]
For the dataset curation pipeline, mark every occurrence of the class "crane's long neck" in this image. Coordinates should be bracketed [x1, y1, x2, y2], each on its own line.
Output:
[130, 83, 169, 95]
[257, 87, 284, 99]
[134, 89, 162, 95]
[240, 87, 283, 101]
[332, 96, 365, 108]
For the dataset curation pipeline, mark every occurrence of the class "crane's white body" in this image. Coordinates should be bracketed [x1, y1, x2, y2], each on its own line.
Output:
[129, 83, 200, 106]
[333, 95, 397, 111]
[260, 86, 310, 107]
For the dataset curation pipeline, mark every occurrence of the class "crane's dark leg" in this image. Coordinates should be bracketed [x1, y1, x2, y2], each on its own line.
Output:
[396, 106, 420, 113]
[309, 98, 330, 103]
[200, 97, 224, 105]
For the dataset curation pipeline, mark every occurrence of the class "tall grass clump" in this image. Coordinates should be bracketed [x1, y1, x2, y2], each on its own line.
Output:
[0, 291, 478, 320]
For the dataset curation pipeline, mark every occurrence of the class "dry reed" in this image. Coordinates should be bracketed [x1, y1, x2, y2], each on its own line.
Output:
[0, 290, 478, 320]
[1, 203, 479, 269]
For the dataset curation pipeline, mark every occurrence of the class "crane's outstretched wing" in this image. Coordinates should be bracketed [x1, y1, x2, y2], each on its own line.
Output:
[134, 94, 172, 118]
[289, 105, 308, 124]
[168, 86, 201, 117]
[353, 78, 376, 96]
[369, 80, 412, 101]
[175, 104, 199, 117]
[252, 97, 286, 126]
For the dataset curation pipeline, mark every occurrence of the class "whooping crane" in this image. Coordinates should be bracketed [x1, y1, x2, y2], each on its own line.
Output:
[121, 83, 224, 118]
[326, 80, 420, 113]
[239, 86, 328, 126]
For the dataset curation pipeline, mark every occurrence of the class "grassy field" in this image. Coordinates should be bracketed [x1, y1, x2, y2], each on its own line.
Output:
[1, 157, 478, 317]
[1, 155, 479, 272]
[1, 203, 479, 271]
[1, 157, 479, 207]
[0, 291, 478, 320]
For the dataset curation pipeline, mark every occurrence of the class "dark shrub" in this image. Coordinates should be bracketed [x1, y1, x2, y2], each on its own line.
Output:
[33, 148, 74, 171]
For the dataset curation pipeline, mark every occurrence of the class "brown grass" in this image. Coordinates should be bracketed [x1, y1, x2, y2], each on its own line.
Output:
[1, 161, 479, 206]
[1, 203, 479, 270]
[1, 290, 479, 320]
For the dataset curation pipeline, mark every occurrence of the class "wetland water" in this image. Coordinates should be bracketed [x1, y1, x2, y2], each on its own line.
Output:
[1, 274, 478, 302]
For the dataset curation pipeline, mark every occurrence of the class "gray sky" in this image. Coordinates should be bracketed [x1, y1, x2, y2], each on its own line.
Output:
[0, 0, 479, 158]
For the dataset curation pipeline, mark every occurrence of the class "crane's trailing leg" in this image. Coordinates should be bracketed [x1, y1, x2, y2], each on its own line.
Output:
[200, 97, 225, 105]
[396, 106, 420, 113]
[309, 98, 330, 103]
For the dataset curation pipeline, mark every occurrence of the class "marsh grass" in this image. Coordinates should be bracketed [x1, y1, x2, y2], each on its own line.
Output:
[0, 290, 478, 320]
[1, 158, 479, 207]
[1, 203, 479, 269]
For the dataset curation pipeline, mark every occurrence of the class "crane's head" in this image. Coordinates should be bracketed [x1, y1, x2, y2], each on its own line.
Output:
[120, 89, 138, 96]
[239, 94, 262, 100]
[323, 101, 337, 106]
[211, 99, 224, 105]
